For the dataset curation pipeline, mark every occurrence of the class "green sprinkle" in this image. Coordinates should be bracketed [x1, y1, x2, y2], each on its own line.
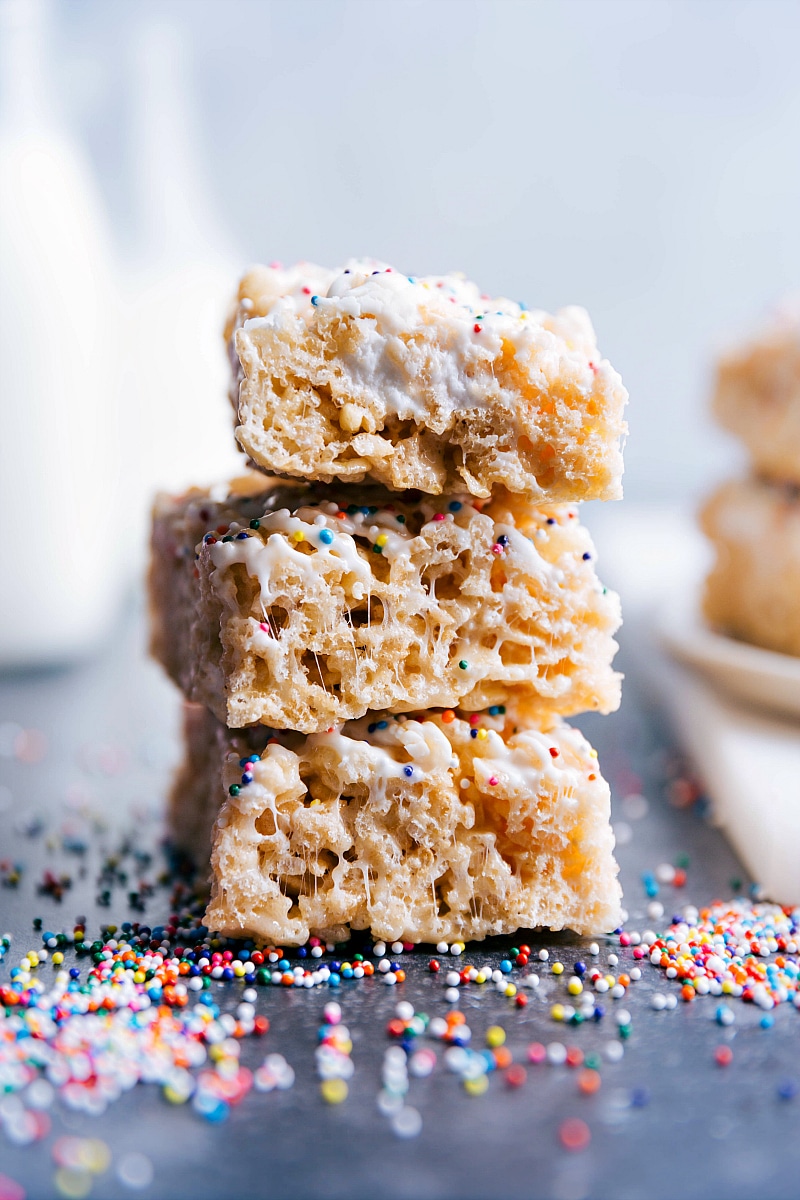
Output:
[249, 519, 260, 529]
[459, 660, 469, 670]
[229, 784, 241, 796]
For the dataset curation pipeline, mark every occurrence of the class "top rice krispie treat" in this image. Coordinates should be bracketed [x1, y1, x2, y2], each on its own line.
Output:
[714, 301, 800, 484]
[226, 260, 628, 500]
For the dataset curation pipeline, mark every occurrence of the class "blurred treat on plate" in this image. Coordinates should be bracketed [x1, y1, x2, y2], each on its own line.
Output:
[701, 477, 800, 657]
[713, 300, 800, 486]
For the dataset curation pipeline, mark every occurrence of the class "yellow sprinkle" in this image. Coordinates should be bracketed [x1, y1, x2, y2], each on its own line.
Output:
[164, 1084, 189, 1105]
[464, 1075, 489, 1096]
[605, 975, 615, 986]
[54, 1168, 93, 1199]
[721, 980, 734, 994]
[551, 962, 564, 975]
[79, 1139, 111, 1174]
[133, 971, 145, 983]
[567, 978, 583, 995]
[486, 1025, 506, 1048]
[321, 1078, 348, 1104]
[504, 984, 517, 997]
[375, 533, 388, 547]
[590, 749, 598, 758]
[551, 1004, 565, 1021]
[291, 530, 305, 543]
[233, 963, 245, 976]
[477, 729, 488, 740]
[52, 952, 64, 965]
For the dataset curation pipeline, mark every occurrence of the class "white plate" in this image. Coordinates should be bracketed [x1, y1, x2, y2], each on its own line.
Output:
[657, 594, 800, 721]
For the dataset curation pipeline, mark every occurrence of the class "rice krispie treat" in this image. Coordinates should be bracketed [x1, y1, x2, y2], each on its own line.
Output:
[167, 702, 276, 867]
[150, 478, 621, 732]
[714, 303, 800, 484]
[701, 476, 800, 657]
[201, 706, 621, 945]
[227, 260, 628, 500]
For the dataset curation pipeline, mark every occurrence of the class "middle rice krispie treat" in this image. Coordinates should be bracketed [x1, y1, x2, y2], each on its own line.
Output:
[150, 478, 621, 733]
[182, 706, 621, 945]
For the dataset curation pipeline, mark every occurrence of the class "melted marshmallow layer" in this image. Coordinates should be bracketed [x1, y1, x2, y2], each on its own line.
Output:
[196, 705, 621, 945]
[227, 259, 628, 500]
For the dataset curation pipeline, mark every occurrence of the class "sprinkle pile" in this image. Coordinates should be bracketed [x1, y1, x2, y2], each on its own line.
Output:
[646, 900, 800, 1009]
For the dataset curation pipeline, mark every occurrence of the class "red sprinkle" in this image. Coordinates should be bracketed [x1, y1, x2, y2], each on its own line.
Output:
[559, 1117, 591, 1151]
[715, 1045, 733, 1067]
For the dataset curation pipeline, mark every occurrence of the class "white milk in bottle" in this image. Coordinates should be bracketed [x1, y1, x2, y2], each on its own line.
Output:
[0, 0, 124, 667]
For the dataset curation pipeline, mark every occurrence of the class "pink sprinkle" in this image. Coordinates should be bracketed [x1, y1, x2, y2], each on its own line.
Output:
[433, 513, 445, 522]
[469, 714, 481, 726]
[488, 776, 498, 786]
[527, 1042, 546, 1064]
[619, 932, 632, 947]
[633, 946, 646, 959]
[491, 543, 503, 555]
[259, 622, 269, 632]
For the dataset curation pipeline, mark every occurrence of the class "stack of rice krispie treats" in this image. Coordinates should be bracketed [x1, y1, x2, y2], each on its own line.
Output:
[702, 305, 800, 655]
[149, 261, 628, 946]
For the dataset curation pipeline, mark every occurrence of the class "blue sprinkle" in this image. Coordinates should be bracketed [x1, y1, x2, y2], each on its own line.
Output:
[403, 766, 414, 778]
[470, 729, 478, 739]
[319, 528, 334, 545]
[573, 961, 586, 976]
[368, 724, 377, 734]
[448, 501, 462, 512]
[377, 720, 388, 729]
[236, 531, 250, 540]
[311, 295, 319, 306]
[329, 973, 341, 987]
[582, 552, 591, 560]
[546, 518, 556, 525]
[760, 1014, 775, 1029]
[778, 1078, 798, 1100]
[499, 960, 513, 974]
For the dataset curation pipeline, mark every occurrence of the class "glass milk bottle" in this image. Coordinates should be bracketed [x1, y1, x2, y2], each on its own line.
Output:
[0, 0, 124, 667]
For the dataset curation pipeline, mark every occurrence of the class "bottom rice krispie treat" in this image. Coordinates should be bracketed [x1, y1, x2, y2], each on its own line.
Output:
[174, 706, 621, 945]
[701, 476, 800, 656]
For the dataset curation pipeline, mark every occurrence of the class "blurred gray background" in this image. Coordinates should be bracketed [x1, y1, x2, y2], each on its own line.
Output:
[55, 0, 800, 500]
[3, 0, 800, 663]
